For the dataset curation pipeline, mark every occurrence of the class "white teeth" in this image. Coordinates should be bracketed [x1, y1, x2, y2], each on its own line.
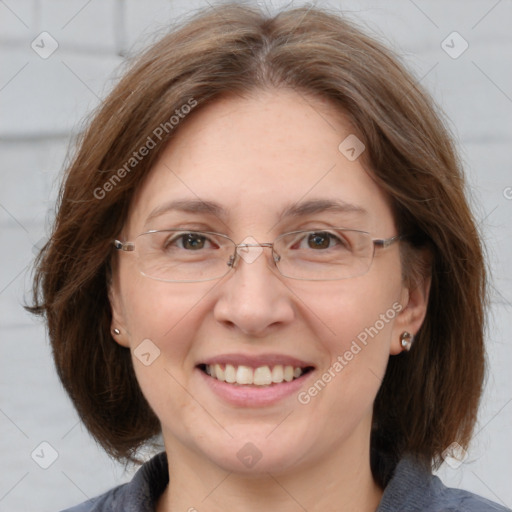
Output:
[283, 365, 294, 382]
[271, 365, 284, 383]
[225, 364, 236, 383]
[204, 364, 307, 386]
[236, 365, 253, 385]
[214, 364, 225, 381]
[253, 366, 272, 386]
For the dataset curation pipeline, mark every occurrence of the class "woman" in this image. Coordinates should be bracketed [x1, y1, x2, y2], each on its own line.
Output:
[29, 3, 510, 511]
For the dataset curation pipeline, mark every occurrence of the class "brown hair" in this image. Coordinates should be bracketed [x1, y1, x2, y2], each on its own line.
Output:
[28, 3, 486, 486]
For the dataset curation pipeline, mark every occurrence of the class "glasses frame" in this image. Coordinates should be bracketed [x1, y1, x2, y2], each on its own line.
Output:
[113, 228, 403, 282]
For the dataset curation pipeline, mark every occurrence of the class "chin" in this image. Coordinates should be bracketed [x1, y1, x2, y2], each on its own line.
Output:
[194, 426, 316, 476]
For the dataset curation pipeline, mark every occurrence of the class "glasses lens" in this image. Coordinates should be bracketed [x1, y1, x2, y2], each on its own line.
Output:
[136, 230, 234, 282]
[273, 229, 373, 280]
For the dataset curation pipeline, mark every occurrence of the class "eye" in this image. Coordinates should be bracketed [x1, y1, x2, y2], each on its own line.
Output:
[307, 232, 331, 249]
[301, 231, 349, 250]
[165, 232, 215, 251]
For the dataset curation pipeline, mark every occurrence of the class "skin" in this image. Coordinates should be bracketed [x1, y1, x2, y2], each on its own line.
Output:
[109, 89, 430, 512]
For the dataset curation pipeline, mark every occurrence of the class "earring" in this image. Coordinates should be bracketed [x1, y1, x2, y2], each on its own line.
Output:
[113, 328, 121, 335]
[400, 331, 413, 351]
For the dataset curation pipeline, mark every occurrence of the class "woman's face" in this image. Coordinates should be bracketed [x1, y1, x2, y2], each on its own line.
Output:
[110, 89, 428, 476]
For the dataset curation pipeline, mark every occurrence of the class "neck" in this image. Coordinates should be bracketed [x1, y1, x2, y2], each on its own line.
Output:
[157, 431, 382, 512]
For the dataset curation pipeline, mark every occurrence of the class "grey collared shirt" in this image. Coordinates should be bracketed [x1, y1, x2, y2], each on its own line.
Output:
[61, 452, 510, 511]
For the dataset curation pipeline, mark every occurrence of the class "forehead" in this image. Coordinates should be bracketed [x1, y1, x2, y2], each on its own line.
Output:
[127, 89, 395, 235]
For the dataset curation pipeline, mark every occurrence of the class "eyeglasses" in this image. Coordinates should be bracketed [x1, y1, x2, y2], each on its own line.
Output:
[113, 228, 402, 283]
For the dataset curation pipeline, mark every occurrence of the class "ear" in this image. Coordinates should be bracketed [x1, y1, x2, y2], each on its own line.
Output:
[108, 272, 130, 348]
[390, 271, 431, 355]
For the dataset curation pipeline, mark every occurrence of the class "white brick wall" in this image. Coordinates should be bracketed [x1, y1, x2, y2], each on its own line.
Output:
[1, 0, 511, 510]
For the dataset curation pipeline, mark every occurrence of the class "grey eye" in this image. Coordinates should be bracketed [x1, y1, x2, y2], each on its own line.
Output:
[164, 232, 214, 251]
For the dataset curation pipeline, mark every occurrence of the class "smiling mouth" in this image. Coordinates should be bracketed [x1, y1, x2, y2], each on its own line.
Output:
[197, 363, 314, 386]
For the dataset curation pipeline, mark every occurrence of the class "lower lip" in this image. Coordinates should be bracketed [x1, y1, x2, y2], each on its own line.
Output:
[197, 368, 314, 407]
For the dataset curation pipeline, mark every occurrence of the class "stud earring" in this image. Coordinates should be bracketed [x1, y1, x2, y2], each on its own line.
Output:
[113, 328, 121, 335]
[400, 331, 413, 351]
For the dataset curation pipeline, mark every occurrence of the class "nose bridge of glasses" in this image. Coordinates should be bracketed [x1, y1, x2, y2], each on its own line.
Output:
[229, 240, 280, 268]
[236, 242, 273, 249]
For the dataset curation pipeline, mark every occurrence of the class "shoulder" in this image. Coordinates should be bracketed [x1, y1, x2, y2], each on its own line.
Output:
[377, 454, 510, 512]
[59, 484, 124, 511]
[59, 452, 169, 512]
[436, 487, 511, 512]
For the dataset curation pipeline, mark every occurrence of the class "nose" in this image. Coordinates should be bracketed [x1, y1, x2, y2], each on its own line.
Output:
[213, 244, 295, 337]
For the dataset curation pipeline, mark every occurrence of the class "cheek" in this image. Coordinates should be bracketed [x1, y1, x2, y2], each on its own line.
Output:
[121, 273, 215, 347]
[294, 267, 401, 353]
[293, 271, 402, 409]
[121, 280, 218, 424]
[119, 274, 220, 408]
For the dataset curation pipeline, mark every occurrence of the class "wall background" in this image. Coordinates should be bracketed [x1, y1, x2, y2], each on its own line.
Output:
[1, 0, 511, 510]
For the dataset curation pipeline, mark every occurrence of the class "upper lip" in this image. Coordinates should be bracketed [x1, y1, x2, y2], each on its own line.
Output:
[199, 353, 315, 369]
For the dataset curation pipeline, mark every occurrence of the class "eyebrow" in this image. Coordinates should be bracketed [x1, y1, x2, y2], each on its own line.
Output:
[144, 198, 368, 227]
[278, 198, 368, 221]
[145, 199, 227, 227]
